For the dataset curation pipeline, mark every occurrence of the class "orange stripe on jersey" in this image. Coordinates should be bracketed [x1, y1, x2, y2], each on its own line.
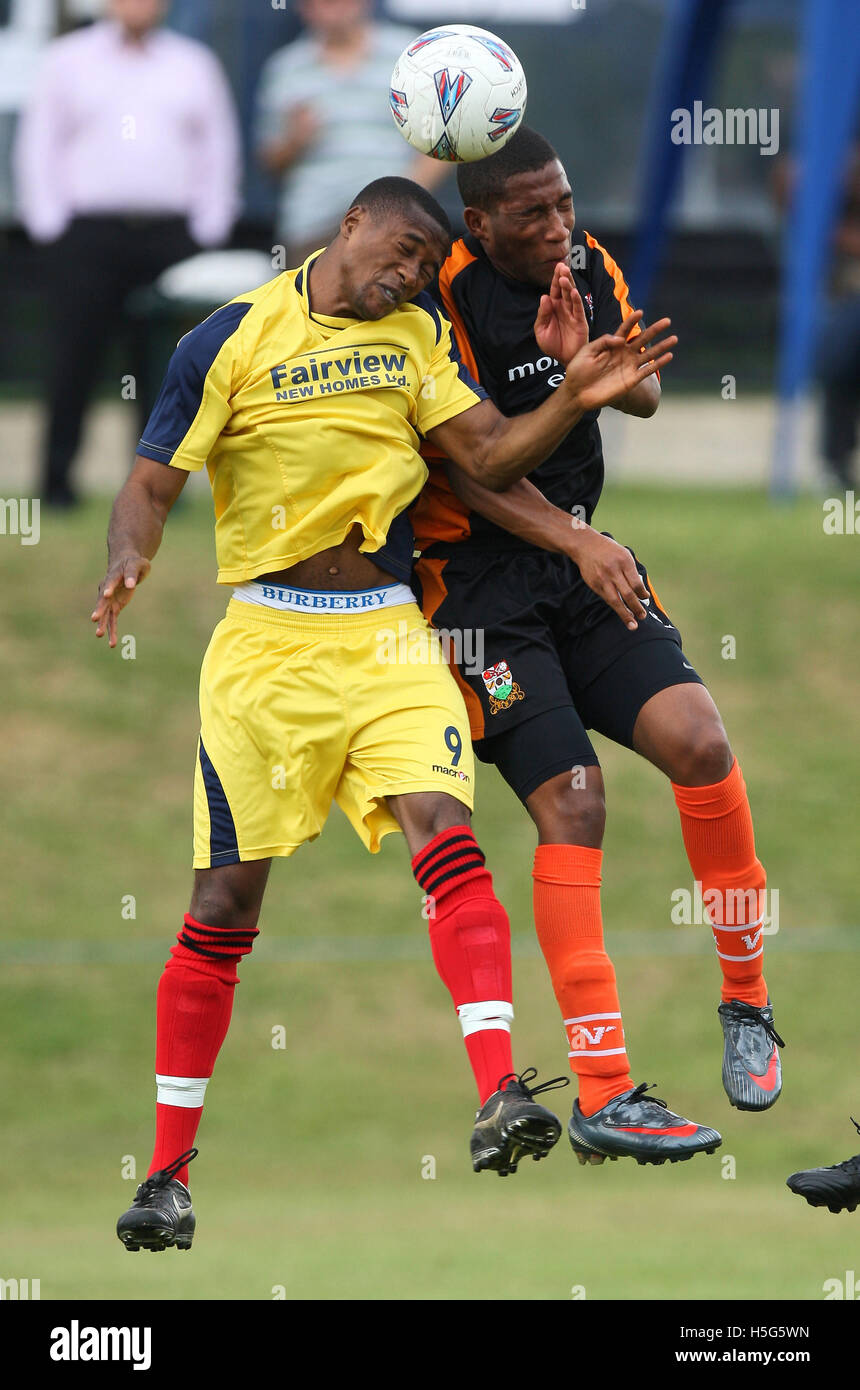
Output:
[414, 239, 481, 548]
[437, 239, 481, 381]
[415, 553, 487, 741]
[584, 232, 641, 338]
[411, 462, 474, 549]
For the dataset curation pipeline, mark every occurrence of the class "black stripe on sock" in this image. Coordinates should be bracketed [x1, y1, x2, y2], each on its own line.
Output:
[414, 845, 485, 890]
[183, 924, 258, 942]
[421, 857, 487, 896]
[413, 828, 482, 879]
[178, 937, 239, 960]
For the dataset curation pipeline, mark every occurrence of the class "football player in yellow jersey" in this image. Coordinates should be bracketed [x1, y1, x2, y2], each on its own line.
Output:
[92, 176, 674, 1252]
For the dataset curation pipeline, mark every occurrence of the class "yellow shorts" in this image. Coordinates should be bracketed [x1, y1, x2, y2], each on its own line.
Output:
[193, 598, 475, 867]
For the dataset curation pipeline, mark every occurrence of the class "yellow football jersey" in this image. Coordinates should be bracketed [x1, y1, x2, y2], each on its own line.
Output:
[137, 253, 487, 583]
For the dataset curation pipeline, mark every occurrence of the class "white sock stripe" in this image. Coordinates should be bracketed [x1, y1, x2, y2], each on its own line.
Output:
[155, 1074, 210, 1108]
[715, 948, 764, 962]
[457, 1000, 514, 1039]
[567, 1047, 629, 1057]
[711, 912, 766, 933]
[461, 1019, 512, 1038]
[457, 1001, 514, 1023]
[563, 1012, 623, 1025]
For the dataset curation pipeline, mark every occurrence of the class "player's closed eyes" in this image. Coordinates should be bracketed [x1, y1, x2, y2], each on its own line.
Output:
[398, 245, 434, 284]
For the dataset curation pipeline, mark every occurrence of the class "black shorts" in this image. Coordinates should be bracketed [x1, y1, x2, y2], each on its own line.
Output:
[416, 540, 705, 803]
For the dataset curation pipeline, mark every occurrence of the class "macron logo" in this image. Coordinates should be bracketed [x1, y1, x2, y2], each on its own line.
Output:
[741, 928, 764, 952]
[50, 1321, 151, 1371]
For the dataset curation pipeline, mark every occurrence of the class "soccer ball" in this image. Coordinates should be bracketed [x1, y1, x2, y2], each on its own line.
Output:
[389, 25, 527, 163]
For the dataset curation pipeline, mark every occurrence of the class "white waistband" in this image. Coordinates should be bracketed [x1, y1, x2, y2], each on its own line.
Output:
[233, 580, 416, 613]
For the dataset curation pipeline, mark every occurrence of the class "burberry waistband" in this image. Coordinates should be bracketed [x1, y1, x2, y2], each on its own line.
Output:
[232, 580, 416, 613]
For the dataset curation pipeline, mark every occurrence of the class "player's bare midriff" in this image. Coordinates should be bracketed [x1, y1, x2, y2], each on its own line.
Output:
[255, 523, 394, 591]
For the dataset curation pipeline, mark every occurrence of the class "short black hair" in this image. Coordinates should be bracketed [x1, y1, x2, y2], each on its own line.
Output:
[456, 127, 561, 211]
[348, 176, 452, 242]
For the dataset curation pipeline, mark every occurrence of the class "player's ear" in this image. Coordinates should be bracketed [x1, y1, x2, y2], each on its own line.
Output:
[340, 205, 365, 241]
[462, 206, 488, 240]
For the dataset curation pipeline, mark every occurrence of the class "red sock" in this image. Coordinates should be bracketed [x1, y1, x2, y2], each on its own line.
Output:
[533, 844, 634, 1117]
[413, 827, 514, 1105]
[149, 914, 258, 1188]
[672, 759, 768, 1007]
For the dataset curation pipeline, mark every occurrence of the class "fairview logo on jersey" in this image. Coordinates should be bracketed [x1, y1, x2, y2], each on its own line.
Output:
[269, 347, 410, 402]
[482, 660, 525, 714]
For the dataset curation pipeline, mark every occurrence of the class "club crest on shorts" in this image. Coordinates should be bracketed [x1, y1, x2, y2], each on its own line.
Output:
[482, 660, 524, 714]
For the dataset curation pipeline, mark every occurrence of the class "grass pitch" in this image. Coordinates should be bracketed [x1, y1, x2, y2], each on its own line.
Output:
[1, 485, 858, 1300]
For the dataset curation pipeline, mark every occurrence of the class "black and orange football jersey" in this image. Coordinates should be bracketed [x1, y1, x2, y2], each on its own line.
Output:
[412, 228, 638, 555]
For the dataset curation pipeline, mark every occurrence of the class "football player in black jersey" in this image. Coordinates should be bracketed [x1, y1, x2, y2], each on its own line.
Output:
[413, 128, 784, 1166]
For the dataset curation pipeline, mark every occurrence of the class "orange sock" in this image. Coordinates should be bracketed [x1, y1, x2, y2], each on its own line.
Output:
[533, 844, 634, 1117]
[672, 758, 768, 1007]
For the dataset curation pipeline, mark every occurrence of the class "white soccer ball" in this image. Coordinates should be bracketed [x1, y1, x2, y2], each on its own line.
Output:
[389, 25, 527, 163]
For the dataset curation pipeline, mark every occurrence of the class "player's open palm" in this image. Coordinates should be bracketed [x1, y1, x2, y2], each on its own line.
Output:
[91, 555, 150, 648]
[533, 261, 589, 364]
[566, 311, 676, 412]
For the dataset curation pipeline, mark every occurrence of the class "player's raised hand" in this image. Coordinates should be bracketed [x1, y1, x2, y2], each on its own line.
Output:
[565, 312, 676, 414]
[533, 261, 589, 365]
[91, 554, 150, 648]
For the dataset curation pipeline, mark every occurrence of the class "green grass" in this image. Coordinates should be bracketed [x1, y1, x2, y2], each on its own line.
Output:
[2, 485, 858, 1300]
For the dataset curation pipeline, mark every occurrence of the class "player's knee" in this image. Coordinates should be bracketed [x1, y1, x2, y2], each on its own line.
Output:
[398, 792, 471, 849]
[189, 867, 266, 934]
[531, 778, 606, 847]
[670, 719, 733, 787]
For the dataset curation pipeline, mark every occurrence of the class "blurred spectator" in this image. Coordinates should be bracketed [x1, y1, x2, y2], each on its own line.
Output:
[256, 0, 449, 265]
[13, 0, 242, 507]
[817, 143, 860, 489]
[774, 137, 860, 490]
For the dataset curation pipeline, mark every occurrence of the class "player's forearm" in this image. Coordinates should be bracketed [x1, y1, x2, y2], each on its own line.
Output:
[477, 385, 584, 489]
[609, 375, 661, 417]
[448, 467, 577, 554]
[107, 477, 168, 567]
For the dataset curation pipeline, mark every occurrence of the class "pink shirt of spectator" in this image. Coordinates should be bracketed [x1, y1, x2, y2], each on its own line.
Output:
[14, 19, 241, 246]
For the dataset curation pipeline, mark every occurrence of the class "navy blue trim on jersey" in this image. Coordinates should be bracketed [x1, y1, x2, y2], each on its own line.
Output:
[414, 289, 487, 400]
[198, 738, 240, 865]
[443, 310, 487, 399]
[374, 505, 416, 582]
[412, 289, 443, 344]
[137, 301, 252, 465]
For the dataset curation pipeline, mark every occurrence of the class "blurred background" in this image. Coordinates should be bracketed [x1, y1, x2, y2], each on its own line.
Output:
[1, 0, 859, 1302]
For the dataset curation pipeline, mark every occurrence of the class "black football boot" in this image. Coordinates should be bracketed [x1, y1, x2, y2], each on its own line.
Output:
[471, 1068, 569, 1176]
[117, 1148, 198, 1251]
[787, 1120, 860, 1213]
